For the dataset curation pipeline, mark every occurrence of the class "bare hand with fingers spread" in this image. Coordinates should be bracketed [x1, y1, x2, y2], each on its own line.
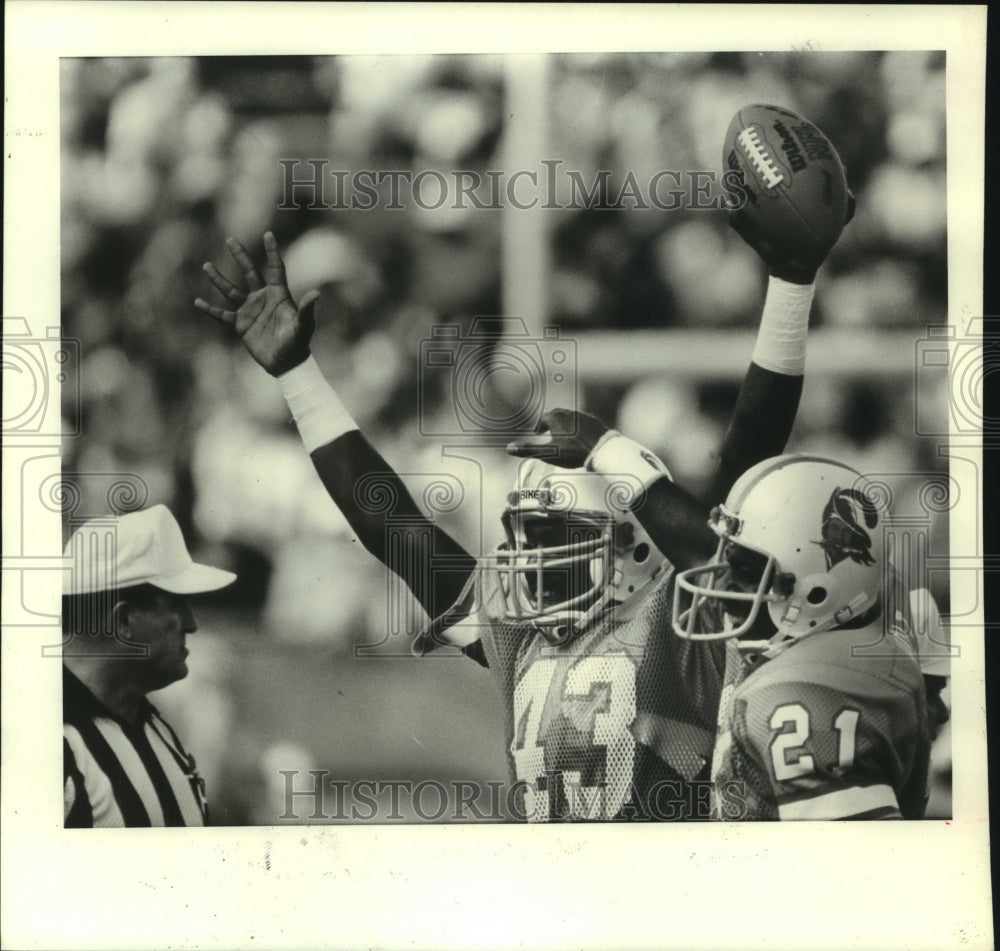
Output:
[195, 232, 320, 377]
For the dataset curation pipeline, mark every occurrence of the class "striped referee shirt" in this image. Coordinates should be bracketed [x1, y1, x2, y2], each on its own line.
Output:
[63, 667, 208, 827]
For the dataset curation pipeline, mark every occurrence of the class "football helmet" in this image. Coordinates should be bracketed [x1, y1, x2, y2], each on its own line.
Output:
[673, 454, 885, 658]
[482, 457, 670, 645]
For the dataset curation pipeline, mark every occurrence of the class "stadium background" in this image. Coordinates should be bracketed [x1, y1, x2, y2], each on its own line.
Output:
[59, 51, 951, 823]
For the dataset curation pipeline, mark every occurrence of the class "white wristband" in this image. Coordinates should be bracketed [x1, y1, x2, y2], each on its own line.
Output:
[586, 431, 673, 490]
[277, 355, 358, 453]
[751, 276, 815, 376]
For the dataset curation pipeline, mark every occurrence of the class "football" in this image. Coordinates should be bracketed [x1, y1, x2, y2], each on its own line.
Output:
[723, 104, 850, 259]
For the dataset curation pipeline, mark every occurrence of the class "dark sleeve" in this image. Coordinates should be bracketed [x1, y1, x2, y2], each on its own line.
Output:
[309, 430, 477, 620]
[629, 363, 803, 572]
[704, 362, 803, 505]
[630, 478, 718, 572]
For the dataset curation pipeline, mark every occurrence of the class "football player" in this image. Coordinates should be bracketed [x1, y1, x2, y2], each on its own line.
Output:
[195, 202, 850, 820]
[672, 454, 933, 820]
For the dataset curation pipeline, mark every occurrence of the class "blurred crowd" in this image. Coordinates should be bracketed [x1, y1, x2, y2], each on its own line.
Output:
[59, 52, 952, 821]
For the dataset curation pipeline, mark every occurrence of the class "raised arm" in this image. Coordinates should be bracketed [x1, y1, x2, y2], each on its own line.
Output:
[508, 197, 855, 571]
[701, 203, 853, 503]
[308, 432, 477, 623]
[195, 233, 476, 621]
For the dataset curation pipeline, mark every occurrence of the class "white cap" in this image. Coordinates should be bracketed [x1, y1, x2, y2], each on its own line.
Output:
[64, 504, 237, 596]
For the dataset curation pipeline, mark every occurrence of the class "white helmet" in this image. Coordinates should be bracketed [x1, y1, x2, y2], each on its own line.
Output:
[482, 457, 670, 645]
[673, 454, 885, 658]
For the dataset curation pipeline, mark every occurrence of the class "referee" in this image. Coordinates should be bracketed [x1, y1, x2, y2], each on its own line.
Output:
[62, 505, 236, 827]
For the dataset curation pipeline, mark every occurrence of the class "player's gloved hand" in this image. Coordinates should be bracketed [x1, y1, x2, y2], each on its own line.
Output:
[506, 408, 613, 469]
[729, 188, 856, 285]
[195, 231, 320, 377]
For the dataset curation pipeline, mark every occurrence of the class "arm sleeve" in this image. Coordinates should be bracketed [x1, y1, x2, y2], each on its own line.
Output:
[308, 430, 477, 621]
[704, 362, 803, 505]
[625, 363, 803, 572]
[627, 478, 718, 571]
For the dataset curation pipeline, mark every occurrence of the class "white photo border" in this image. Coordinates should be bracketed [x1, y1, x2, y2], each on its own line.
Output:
[2, 3, 991, 949]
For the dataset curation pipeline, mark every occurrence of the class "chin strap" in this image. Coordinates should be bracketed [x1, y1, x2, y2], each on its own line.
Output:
[538, 621, 575, 647]
[745, 599, 884, 665]
[536, 592, 625, 647]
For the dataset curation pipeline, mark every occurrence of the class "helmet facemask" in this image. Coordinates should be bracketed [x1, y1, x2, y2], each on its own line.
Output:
[494, 509, 614, 644]
[673, 505, 789, 656]
[484, 460, 668, 645]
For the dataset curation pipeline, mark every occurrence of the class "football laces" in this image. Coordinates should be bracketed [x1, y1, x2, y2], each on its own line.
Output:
[737, 126, 785, 190]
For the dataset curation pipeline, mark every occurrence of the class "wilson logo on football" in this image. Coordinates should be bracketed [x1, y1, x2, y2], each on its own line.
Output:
[792, 122, 834, 161]
[814, 487, 879, 570]
[737, 126, 785, 190]
[772, 120, 807, 173]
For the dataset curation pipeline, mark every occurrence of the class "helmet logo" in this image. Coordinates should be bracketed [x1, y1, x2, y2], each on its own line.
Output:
[508, 486, 564, 511]
[509, 488, 548, 504]
[814, 487, 878, 569]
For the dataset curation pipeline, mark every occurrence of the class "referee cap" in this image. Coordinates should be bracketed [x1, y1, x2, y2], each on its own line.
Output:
[64, 504, 236, 596]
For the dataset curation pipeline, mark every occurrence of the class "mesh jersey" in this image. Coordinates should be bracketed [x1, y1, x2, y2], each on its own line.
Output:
[471, 565, 726, 821]
[885, 566, 951, 678]
[710, 617, 932, 820]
